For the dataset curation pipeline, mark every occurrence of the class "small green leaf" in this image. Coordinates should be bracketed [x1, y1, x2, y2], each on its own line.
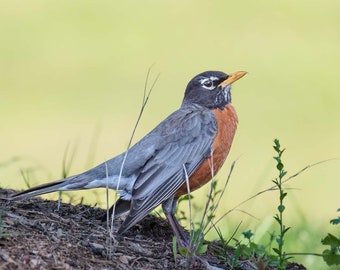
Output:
[330, 217, 340, 225]
[177, 194, 194, 203]
[273, 147, 280, 153]
[280, 192, 287, 200]
[279, 170, 287, 179]
[321, 233, 340, 249]
[273, 247, 280, 255]
[277, 162, 284, 171]
[279, 148, 286, 157]
[322, 249, 340, 266]
[178, 246, 189, 257]
[283, 226, 291, 234]
[215, 190, 222, 196]
[274, 215, 282, 224]
[273, 156, 280, 162]
[242, 230, 254, 240]
[278, 204, 285, 213]
[196, 244, 208, 255]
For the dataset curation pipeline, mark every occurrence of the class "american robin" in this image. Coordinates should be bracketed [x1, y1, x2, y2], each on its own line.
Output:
[10, 70, 247, 246]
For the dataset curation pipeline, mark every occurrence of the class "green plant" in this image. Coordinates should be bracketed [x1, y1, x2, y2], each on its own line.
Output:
[321, 208, 340, 266]
[230, 140, 338, 269]
[233, 230, 271, 269]
[213, 225, 236, 263]
[271, 139, 291, 269]
[213, 140, 293, 268]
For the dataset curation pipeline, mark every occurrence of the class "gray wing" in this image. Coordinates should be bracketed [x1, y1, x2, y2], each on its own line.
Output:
[118, 106, 217, 233]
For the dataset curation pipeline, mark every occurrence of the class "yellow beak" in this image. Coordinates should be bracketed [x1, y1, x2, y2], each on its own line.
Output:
[218, 71, 247, 88]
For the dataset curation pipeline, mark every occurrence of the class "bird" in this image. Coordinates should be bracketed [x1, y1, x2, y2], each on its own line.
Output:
[9, 70, 247, 246]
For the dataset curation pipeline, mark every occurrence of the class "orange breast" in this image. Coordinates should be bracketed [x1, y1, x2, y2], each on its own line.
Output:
[175, 105, 238, 197]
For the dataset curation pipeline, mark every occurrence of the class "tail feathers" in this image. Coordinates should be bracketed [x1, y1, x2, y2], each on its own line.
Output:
[9, 177, 72, 201]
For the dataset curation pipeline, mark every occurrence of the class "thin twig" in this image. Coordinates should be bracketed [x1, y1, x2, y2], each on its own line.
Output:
[182, 163, 194, 252]
[205, 158, 337, 234]
[199, 155, 215, 231]
[282, 158, 338, 184]
[109, 67, 160, 226]
[203, 159, 237, 234]
[285, 252, 323, 257]
[215, 159, 237, 211]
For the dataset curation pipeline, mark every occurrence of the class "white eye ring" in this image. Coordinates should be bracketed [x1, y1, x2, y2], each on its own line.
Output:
[200, 78, 215, 90]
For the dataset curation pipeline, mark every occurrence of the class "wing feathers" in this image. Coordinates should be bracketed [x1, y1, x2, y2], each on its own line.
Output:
[118, 107, 217, 233]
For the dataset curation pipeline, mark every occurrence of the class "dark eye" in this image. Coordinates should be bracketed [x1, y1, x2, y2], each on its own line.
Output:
[200, 78, 215, 90]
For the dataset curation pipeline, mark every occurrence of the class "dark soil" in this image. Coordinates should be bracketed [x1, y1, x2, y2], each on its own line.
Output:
[0, 188, 305, 269]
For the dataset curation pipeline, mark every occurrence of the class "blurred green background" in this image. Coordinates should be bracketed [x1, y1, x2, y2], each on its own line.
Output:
[1, 1, 339, 268]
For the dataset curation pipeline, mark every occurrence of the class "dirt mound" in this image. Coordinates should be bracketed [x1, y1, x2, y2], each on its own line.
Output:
[0, 188, 305, 269]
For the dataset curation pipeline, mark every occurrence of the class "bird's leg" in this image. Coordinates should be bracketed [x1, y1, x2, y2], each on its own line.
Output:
[162, 197, 189, 247]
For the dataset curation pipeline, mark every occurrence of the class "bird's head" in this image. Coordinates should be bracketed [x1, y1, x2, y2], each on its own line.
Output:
[182, 70, 247, 110]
